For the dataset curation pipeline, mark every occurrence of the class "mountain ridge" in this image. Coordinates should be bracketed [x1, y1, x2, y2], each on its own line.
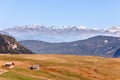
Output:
[4, 25, 120, 42]
[20, 35, 120, 57]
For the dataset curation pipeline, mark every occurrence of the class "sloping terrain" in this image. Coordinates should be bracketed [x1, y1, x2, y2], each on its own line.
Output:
[20, 36, 120, 57]
[0, 54, 120, 80]
[0, 33, 33, 54]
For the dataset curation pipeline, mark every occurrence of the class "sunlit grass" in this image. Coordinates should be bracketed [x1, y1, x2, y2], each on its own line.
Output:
[0, 54, 120, 80]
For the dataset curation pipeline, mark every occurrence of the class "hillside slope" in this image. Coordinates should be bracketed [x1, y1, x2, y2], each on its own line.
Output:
[20, 36, 120, 57]
[0, 54, 120, 80]
[0, 34, 33, 54]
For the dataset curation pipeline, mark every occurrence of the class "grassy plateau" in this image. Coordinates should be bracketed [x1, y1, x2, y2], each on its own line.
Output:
[0, 54, 120, 80]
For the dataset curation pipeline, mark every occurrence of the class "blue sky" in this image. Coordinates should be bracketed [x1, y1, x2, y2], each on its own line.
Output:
[0, 0, 120, 28]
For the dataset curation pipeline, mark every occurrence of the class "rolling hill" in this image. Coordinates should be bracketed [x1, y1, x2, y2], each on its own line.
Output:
[20, 36, 120, 57]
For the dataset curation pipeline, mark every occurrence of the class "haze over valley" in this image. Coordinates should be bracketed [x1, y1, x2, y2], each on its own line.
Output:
[3, 25, 120, 42]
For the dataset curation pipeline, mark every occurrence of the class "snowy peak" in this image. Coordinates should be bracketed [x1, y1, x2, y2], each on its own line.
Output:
[107, 26, 120, 33]
[4, 25, 120, 32]
[12, 25, 46, 30]
[104, 40, 109, 43]
[7, 25, 95, 31]
[3, 25, 120, 42]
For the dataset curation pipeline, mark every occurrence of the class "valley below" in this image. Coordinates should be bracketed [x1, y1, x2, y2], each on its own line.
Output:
[0, 54, 120, 80]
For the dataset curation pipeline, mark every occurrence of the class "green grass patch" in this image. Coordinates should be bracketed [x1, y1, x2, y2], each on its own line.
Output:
[0, 71, 40, 80]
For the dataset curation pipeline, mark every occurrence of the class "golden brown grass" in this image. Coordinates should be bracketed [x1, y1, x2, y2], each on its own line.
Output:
[0, 54, 120, 80]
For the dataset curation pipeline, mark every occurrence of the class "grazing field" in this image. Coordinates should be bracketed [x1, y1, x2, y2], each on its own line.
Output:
[0, 54, 120, 80]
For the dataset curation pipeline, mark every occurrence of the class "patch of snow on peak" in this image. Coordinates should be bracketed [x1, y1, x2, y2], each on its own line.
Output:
[108, 26, 120, 32]
[29, 24, 40, 29]
[104, 40, 109, 43]
[48, 26, 57, 29]
[91, 28, 99, 30]
[77, 26, 87, 29]
[62, 26, 68, 29]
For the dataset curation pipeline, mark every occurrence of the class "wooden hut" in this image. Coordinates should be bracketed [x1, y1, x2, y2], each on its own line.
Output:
[30, 65, 40, 70]
[5, 62, 15, 68]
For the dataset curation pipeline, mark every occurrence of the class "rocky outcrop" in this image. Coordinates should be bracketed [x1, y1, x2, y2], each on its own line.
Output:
[0, 34, 33, 54]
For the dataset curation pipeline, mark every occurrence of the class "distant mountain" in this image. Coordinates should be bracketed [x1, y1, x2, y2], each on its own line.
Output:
[4, 25, 120, 42]
[0, 30, 11, 36]
[20, 36, 120, 57]
[0, 33, 33, 54]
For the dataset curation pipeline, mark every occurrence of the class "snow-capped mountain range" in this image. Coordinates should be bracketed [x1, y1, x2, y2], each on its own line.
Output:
[3, 25, 120, 42]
